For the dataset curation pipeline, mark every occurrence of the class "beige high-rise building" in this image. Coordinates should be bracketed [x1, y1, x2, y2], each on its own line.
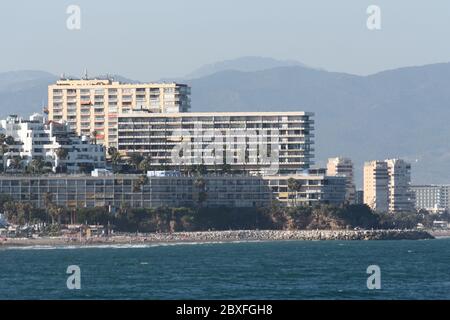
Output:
[327, 157, 356, 204]
[47, 78, 191, 149]
[364, 160, 389, 212]
[364, 159, 413, 213]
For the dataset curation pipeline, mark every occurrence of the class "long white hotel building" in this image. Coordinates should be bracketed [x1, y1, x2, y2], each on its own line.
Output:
[117, 111, 315, 174]
[0, 171, 344, 209]
[47, 78, 191, 149]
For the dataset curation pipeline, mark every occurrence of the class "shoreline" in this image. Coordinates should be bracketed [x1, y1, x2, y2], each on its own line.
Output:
[428, 230, 450, 238]
[0, 229, 434, 248]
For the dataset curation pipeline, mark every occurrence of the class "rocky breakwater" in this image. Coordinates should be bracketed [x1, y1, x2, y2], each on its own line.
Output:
[133, 229, 434, 242]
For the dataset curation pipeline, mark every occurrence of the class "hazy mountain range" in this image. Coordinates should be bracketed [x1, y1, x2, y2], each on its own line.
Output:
[1, 57, 449, 186]
[184, 56, 308, 79]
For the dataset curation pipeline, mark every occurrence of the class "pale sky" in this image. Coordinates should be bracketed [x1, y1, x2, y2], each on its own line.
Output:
[0, 0, 449, 80]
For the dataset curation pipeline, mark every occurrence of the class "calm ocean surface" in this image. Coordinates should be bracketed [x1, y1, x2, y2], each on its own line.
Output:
[1, 238, 449, 299]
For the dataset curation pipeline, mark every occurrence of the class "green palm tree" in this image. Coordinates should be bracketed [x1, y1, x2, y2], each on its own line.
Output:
[3, 201, 19, 225]
[91, 130, 98, 144]
[9, 156, 23, 171]
[43, 192, 53, 224]
[5, 136, 15, 146]
[194, 178, 207, 207]
[0, 144, 9, 172]
[138, 155, 153, 173]
[288, 178, 300, 207]
[107, 146, 117, 157]
[0, 144, 8, 155]
[56, 148, 68, 160]
[0, 133, 6, 145]
[48, 205, 62, 225]
[133, 175, 149, 192]
[55, 148, 69, 173]
[194, 177, 206, 189]
[27, 158, 45, 174]
[108, 147, 122, 173]
[128, 153, 144, 171]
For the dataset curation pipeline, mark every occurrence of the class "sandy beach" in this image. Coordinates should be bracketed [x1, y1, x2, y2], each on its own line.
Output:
[429, 230, 450, 238]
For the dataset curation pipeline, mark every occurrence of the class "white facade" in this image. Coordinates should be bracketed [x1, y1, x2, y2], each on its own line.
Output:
[327, 157, 356, 204]
[386, 159, 414, 212]
[364, 159, 413, 213]
[411, 185, 450, 213]
[0, 172, 346, 209]
[0, 114, 106, 173]
[117, 111, 315, 174]
[264, 171, 347, 206]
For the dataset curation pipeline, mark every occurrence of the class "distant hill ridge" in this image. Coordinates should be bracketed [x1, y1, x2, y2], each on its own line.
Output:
[1, 57, 450, 185]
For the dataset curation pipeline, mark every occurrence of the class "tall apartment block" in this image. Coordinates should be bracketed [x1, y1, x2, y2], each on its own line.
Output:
[386, 159, 414, 212]
[364, 160, 389, 212]
[117, 111, 315, 174]
[47, 78, 191, 149]
[364, 159, 413, 213]
[326, 157, 356, 204]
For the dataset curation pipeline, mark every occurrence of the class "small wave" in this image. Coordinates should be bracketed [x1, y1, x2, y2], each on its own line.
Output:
[2, 245, 61, 251]
[1, 240, 262, 251]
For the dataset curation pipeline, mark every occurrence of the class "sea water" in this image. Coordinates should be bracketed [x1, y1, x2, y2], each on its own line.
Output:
[0, 238, 449, 299]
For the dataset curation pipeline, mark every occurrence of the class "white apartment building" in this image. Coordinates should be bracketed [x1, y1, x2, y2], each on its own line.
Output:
[327, 157, 356, 204]
[264, 171, 346, 206]
[117, 111, 315, 174]
[47, 78, 191, 148]
[411, 185, 450, 213]
[364, 159, 413, 213]
[386, 159, 414, 212]
[0, 114, 106, 173]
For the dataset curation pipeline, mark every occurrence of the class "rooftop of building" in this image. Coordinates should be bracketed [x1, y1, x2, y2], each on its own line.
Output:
[411, 184, 450, 187]
[117, 110, 314, 117]
[51, 77, 188, 88]
[0, 170, 341, 180]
